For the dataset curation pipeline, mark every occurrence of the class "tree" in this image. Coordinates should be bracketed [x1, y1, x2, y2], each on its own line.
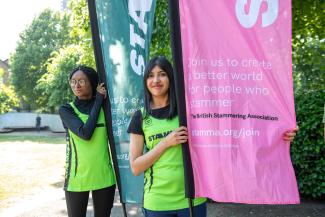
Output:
[36, 0, 170, 112]
[292, 0, 325, 88]
[150, 0, 172, 60]
[10, 9, 70, 110]
[36, 0, 96, 111]
[292, 0, 325, 40]
[292, 0, 324, 91]
[0, 84, 19, 113]
[0, 68, 4, 83]
[36, 44, 95, 111]
[67, 0, 95, 67]
[293, 37, 325, 92]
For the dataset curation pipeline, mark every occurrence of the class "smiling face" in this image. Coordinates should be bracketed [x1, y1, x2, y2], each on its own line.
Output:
[146, 66, 170, 99]
[69, 70, 93, 100]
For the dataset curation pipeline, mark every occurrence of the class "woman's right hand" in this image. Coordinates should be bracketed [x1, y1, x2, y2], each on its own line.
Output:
[97, 83, 107, 99]
[163, 126, 188, 148]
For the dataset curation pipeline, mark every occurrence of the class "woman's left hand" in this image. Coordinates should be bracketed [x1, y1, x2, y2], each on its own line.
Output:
[283, 127, 298, 142]
[97, 83, 107, 99]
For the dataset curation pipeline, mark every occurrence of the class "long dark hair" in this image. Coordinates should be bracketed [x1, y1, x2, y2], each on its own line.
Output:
[69, 65, 98, 97]
[143, 56, 177, 119]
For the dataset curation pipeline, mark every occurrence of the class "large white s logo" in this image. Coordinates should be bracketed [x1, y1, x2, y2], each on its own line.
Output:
[235, 0, 279, 28]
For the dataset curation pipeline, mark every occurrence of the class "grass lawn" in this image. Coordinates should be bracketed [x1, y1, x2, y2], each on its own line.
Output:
[0, 134, 66, 144]
[0, 140, 65, 209]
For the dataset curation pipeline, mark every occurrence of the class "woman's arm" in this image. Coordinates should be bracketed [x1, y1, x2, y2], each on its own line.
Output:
[129, 133, 168, 176]
[59, 83, 107, 140]
[129, 126, 188, 176]
[59, 92, 104, 140]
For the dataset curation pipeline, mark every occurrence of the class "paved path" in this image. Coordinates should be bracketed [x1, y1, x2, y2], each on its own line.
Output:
[1, 189, 325, 217]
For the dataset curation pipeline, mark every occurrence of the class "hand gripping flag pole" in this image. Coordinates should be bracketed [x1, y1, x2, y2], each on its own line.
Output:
[168, 0, 195, 216]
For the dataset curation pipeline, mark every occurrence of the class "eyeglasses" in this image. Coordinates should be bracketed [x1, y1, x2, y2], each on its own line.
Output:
[69, 79, 87, 87]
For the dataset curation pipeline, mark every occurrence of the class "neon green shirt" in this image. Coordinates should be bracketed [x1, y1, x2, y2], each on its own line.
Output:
[142, 112, 206, 211]
[65, 102, 115, 191]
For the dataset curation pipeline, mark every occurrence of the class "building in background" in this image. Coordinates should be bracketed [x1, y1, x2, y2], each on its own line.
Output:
[0, 59, 10, 85]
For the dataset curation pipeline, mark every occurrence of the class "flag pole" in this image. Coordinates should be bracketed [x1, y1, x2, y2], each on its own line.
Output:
[87, 0, 127, 216]
[168, 0, 195, 216]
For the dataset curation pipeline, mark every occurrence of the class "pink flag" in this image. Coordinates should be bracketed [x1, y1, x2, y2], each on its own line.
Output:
[179, 0, 300, 204]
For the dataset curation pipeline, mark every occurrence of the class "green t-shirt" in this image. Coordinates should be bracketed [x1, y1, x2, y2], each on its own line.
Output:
[142, 112, 206, 211]
[65, 102, 115, 191]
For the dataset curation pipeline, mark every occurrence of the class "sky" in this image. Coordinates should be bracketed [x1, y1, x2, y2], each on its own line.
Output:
[0, 0, 62, 60]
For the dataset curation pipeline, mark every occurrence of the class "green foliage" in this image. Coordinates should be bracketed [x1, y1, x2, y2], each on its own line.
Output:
[292, 0, 324, 93]
[10, 9, 70, 109]
[0, 85, 19, 113]
[34, 0, 95, 112]
[291, 89, 325, 198]
[0, 68, 4, 79]
[68, 0, 92, 42]
[291, 0, 325, 198]
[36, 45, 79, 111]
[9, 1, 95, 112]
[36, 44, 95, 111]
[292, 0, 325, 95]
[67, 0, 95, 66]
[150, 0, 172, 60]
[293, 37, 325, 92]
[292, 0, 325, 40]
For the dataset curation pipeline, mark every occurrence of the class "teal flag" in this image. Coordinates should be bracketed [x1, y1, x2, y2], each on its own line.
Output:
[94, 0, 156, 203]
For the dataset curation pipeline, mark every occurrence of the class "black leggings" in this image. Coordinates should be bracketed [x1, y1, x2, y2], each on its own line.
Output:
[65, 185, 116, 217]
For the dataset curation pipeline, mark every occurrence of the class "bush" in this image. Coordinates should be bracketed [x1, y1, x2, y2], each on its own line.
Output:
[291, 34, 325, 199]
[291, 89, 325, 198]
[0, 85, 19, 113]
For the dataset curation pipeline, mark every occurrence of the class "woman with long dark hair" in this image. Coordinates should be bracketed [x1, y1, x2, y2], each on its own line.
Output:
[128, 56, 207, 217]
[59, 65, 115, 217]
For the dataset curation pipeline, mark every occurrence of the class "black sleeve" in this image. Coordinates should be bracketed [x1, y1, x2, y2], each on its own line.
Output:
[127, 110, 144, 135]
[59, 93, 104, 140]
